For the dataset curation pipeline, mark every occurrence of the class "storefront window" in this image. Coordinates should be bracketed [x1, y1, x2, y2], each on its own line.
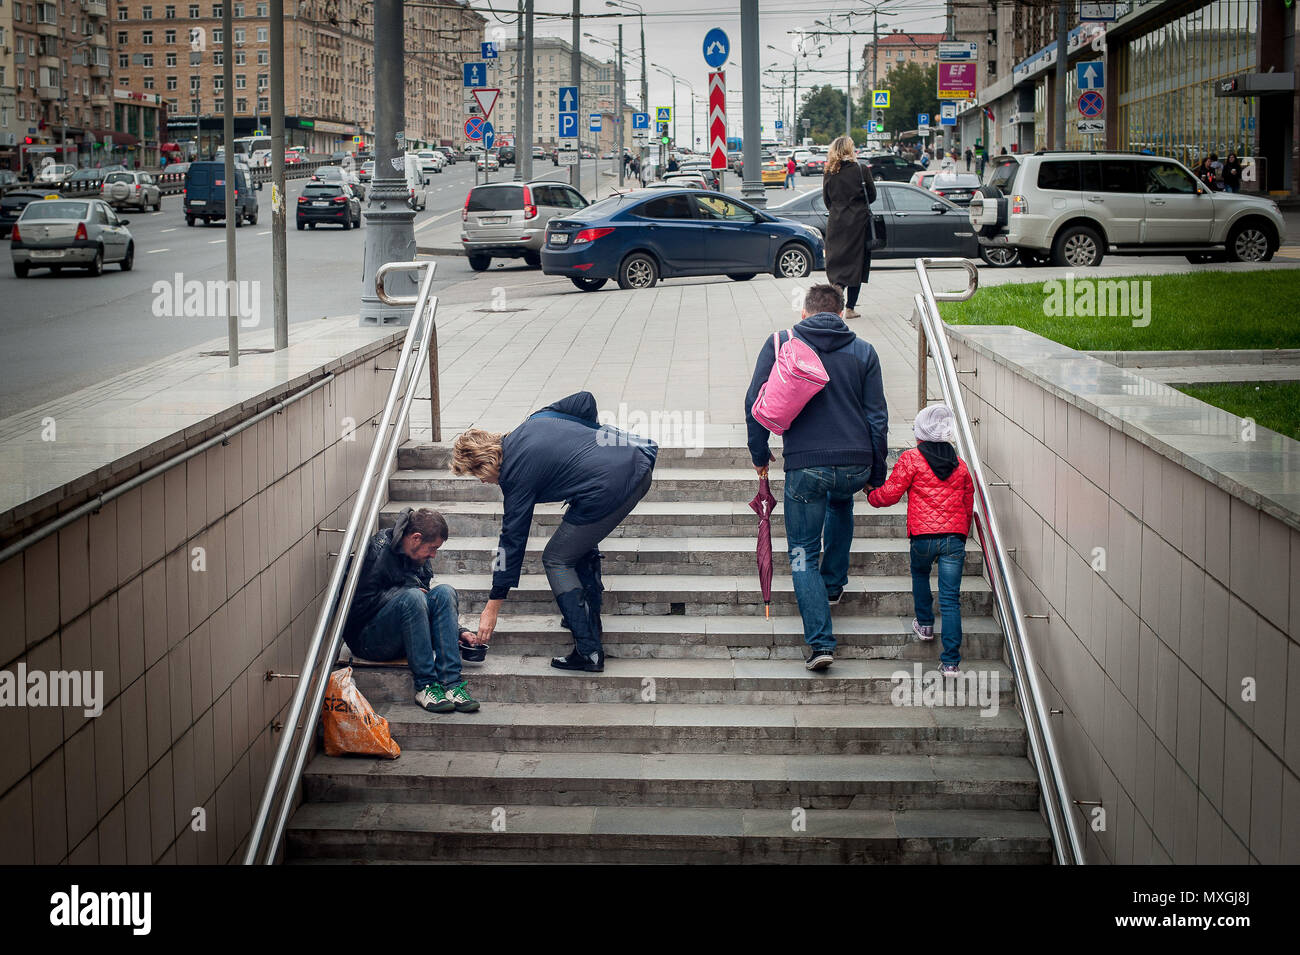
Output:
[1117, 0, 1257, 165]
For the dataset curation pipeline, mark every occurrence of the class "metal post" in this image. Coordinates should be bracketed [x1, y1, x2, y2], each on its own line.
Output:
[572, 0, 581, 193]
[639, 9, 647, 174]
[740, 0, 764, 206]
[845, 38, 852, 137]
[523, 0, 535, 181]
[358, 0, 417, 325]
[617, 23, 625, 187]
[1053, 0, 1067, 149]
[793, 58, 798, 147]
[944, 0, 955, 155]
[222, 0, 238, 366]
[271, 0, 287, 350]
[872, 11, 879, 135]
[514, 0, 524, 182]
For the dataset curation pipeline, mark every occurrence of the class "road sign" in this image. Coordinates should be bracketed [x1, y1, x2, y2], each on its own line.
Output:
[472, 87, 499, 119]
[1076, 119, 1105, 134]
[774, 120, 783, 130]
[938, 62, 976, 100]
[1078, 90, 1104, 117]
[872, 90, 890, 109]
[481, 41, 498, 59]
[917, 113, 930, 129]
[1079, 2, 1118, 21]
[464, 116, 484, 140]
[708, 71, 727, 171]
[589, 113, 602, 132]
[632, 112, 650, 130]
[482, 122, 495, 150]
[1076, 61, 1104, 91]
[559, 112, 578, 138]
[559, 86, 578, 112]
[703, 27, 730, 69]
[868, 120, 882, 133]
[938, 41, 978, 61]
[940, 102, 957, 126]
[352, 135, 362, 144]
[557, 149, 578, 166]
[463, 62, 487, 87]
[656, 106, 672, 123]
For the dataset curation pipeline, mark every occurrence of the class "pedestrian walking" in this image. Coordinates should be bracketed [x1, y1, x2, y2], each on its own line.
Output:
[963, 147, 973, 172]
[867, 405, 974, 673]
[821, 135, 877, 321]
[743, 283, 889, 671]
[785, 156, 797, 189]
[452, 392, 657, 673]
[1223, 151, 1242, 193]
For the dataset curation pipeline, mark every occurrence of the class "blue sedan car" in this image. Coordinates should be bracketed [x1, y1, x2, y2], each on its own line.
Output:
[541, 188, 825, 291]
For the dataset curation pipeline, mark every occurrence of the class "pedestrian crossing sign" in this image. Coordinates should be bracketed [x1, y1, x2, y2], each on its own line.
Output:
[656, 106, 672, 123]
[872, 90, 890, 109]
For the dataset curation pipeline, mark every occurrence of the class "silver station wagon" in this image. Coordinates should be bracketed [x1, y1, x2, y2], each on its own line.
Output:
[11, 198, 135, 277]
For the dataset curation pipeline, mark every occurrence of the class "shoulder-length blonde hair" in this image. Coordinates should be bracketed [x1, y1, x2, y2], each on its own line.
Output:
[451, 428, 504, 482]
[824, 135, 857, 176]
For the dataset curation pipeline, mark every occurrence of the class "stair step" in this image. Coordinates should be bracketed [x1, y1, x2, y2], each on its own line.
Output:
[301, 750, 1040, 811]
[433, 536, 984, 578]
[382, 499, 911, 538]
[419, 612, 1006, 660]
[286, 802, 1053, 864]
[400, 443, 770, 472]
[372, 701, 1028, 756]
[422, 573, 994, 617]
[349, 655, 1017, 706]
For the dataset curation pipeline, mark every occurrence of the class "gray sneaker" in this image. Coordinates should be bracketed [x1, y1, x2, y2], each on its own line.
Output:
[806, 650, 834, 671]
[912, 619, 935, 641]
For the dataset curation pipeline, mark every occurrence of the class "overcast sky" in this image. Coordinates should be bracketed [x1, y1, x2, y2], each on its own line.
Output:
[467, 0, 948, 144]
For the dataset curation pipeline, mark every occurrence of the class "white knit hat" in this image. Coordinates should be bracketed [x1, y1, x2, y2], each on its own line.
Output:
[914, 404, 956, 443]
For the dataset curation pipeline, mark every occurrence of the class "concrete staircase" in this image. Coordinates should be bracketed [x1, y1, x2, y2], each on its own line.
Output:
[285, 444, 1053, 864]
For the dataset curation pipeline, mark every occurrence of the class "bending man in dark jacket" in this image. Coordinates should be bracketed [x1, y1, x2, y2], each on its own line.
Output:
[451, 392, 657, 673]
[744, 283, 889, 670]
[341, 507, 479, 713]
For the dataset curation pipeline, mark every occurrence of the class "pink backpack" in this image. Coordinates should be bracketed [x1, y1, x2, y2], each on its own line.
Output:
[751, 329, 830, 435]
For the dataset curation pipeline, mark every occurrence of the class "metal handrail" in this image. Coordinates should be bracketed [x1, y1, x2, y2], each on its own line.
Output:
[912, 257, 1087, 866]
[244, 260, 440, 864]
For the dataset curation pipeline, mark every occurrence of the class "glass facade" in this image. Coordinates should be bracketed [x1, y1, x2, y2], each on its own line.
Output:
[1117, 0, 1258, 164]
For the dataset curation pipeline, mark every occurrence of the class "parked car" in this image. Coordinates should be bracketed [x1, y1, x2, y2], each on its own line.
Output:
[182, 161, 259, 226]
[461, 179, 589, 271]
[37, 164, 76, 184]
[416, 150, 445, 176]
[541, 188, 824, 291]
[968, 150, 1286, 266]
[101, 171, 163, 211]
[11, 197, 134, 276]
[864, 153, 923, 182]
[1, 189, 63, 234]
[312, 164, 366, 200]
[926, 172, 982, 207]
[769, 181, 1019, 267]
[296, 182, 362, 230]
[477, 151, 501, 172]
[498, 146, 516, 165]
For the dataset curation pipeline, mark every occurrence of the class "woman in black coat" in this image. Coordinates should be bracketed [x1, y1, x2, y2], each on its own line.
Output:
[822, 135, 876, 320]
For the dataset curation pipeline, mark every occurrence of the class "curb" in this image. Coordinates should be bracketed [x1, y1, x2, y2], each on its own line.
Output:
[417, 246, 465, 257]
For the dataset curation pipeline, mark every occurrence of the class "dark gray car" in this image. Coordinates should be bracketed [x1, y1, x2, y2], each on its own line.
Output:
[768, 181, 1019, 266]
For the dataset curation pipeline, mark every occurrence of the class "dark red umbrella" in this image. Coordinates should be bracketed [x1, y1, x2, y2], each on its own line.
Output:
[748, 474, 777, 619]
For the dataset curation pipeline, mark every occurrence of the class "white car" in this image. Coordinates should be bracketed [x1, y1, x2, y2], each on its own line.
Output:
[416, 150, 445, 176]
[37, 164, 75, 184]
[477, 151, 500, 171]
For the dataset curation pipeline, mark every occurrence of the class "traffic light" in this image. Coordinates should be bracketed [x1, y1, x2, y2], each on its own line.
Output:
[24, 136, 33, 145]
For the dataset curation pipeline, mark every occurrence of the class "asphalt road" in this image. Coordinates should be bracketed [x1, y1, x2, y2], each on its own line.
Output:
[0, 157, 613, 417]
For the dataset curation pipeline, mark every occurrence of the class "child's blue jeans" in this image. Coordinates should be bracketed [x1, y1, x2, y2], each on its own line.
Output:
[910, 534, 965, 665]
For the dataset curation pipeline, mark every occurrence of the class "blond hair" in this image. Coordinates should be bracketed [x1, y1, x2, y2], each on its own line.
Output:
[450, 428, 504, 481]
[824, 135, 857, 176]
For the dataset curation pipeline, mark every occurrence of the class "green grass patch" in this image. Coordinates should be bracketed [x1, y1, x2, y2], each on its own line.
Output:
[1175, 381, 1300, 442]
[941, 269, 1300, 351]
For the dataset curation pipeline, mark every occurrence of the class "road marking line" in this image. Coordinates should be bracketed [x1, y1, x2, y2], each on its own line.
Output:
[258, 230, 270, 235]
[209, 239, 225, 244]
[415, 208, 462, 232]
[146, 248, 169, 254]
[160, 227, 177, 232]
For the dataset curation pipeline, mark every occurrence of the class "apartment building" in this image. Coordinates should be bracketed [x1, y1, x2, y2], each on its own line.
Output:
[497, 36, 626, 151]
[855, 31, 945, 102]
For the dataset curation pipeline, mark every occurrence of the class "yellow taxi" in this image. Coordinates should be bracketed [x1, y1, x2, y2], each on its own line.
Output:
[761, 152, 786, 186]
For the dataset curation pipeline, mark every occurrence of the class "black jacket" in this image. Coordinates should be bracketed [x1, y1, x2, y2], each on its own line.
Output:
[744, 312, 889, 484]
[491, 392, 657, 599]
[342, 507, 434, 648]
[822, 160, 877, 287]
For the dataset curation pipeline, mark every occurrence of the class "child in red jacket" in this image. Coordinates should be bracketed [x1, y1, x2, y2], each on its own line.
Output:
[866, 405, 974, 672]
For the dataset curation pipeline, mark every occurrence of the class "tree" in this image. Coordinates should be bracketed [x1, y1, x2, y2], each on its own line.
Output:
[864, 61, 939, 141]
[798, 84, 869, 144]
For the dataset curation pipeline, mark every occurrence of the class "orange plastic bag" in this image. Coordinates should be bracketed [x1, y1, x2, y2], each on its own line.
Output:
[322, 667, 401, 758]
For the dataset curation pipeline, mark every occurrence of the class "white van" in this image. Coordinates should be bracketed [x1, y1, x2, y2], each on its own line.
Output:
[404, 153, 427, 210]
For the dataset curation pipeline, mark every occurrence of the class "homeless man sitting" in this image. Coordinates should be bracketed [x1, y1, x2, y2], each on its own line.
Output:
[341, 507, 480, 714]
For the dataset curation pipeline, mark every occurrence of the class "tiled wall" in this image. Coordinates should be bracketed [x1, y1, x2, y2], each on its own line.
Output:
[0, 348, 401, 864]
[949, 331, 1299, 864]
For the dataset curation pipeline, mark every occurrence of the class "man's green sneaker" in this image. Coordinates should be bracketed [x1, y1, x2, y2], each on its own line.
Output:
[415, 683, 454, 714]
[444, 680, 480, 713]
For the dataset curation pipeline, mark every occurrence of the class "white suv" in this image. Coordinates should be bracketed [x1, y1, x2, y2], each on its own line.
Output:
[968, 151, 1284, 267]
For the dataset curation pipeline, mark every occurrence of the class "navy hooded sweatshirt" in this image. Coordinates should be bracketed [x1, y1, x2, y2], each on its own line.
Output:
[490, 391, 657, 599]
[744, 312, 889, 485]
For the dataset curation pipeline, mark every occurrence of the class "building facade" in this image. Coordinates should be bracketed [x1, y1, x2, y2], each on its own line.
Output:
[855, 31, 945, 102]
[497, 36, 625, 153]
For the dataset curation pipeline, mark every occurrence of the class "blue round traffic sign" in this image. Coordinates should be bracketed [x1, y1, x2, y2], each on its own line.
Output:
[703, 28, 729, 69]
[483, 122, 495, 150]
[1078, 90, 1104, 118]
[465, 115, 484, 140]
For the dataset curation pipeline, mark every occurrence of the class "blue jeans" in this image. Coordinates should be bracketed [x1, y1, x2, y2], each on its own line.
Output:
[783, 464, 872, 652]
[910, 535, 965, 666]
[785, 173, 794, 188]
[354, 585, 462, 690]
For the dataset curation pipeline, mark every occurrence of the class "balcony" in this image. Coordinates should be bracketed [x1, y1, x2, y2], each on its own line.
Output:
[91, 93, 110, 108]
[38, 85, 62, 101]
[36, 21, 59, 37]
[39, 54, 61, 70]
[90, 62, 110, 78]
[88, 33, 107, 48]
[85, 0, 108, 17]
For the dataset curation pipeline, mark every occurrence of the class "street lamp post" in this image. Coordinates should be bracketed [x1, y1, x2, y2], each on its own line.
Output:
[767, 43, 801, 147]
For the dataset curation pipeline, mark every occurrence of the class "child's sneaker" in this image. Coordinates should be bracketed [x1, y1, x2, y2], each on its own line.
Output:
[912, 619, 935, 641]
[415, 683, 454, 714]
[941, 663, 960, 675]
[827, 590, 843, 606]
[444, 680, 480, 713]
